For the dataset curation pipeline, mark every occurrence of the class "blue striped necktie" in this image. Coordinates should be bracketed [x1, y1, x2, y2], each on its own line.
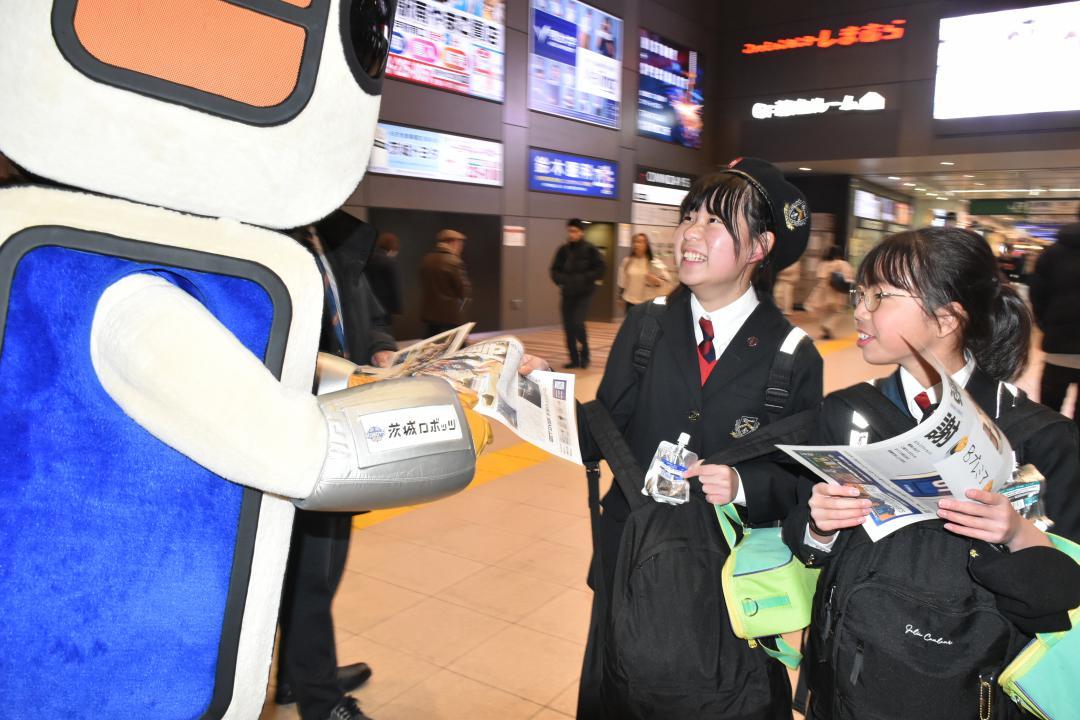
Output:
[308, 231, 350, 360]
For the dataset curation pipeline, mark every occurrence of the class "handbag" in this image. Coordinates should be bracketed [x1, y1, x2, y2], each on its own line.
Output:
[714, 503, 821, 668]
[999, 533, 1080, 720]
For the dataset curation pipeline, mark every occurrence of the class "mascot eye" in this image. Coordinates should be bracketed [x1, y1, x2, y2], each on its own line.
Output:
[348, 0, 394, 80]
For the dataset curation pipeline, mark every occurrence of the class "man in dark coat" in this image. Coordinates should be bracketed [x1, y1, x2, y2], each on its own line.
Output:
[276, 212, 395, 720]
[1031, 208, 1080, 431]
[420, 228, 471, 337]
[365, 232, 402, 327]
[550, 218, 606, 368]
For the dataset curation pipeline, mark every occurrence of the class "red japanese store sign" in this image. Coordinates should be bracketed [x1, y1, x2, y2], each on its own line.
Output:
[742, 20, 906, 54]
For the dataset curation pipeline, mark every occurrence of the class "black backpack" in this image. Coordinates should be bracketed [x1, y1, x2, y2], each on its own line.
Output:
[578, 298, 817, 718]
[803, 382, 1046, 720]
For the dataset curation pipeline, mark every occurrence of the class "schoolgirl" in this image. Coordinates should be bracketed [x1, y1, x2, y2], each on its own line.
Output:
[523, 158, 824, 718]
[781, 228, 1080, 719]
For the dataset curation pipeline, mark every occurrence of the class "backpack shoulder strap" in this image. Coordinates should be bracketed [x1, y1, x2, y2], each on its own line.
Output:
[581, 400, 650, 511]
[764, 326, 811, 421]
[831, 382, 914, 439]
[994, 381, 1066, 448]
[632, 296, 667, 376]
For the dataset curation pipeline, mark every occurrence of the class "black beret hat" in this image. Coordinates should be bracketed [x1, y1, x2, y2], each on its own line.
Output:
[722, 157, 810, 272]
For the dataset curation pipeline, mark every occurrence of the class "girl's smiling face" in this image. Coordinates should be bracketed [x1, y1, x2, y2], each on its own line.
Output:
[854, 282, 964, 376]
[674, 203, 769, 308]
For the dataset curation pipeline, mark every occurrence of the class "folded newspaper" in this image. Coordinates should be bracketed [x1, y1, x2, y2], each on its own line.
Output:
[778, 356, 1016, 541]
[354, 324, 583, 464]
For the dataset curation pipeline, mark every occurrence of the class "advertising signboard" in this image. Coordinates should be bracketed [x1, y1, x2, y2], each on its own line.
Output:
[528, 148, 617, 198]
[632, 166, 694, 206]
[637, 29, 702, 148]
[369, 123, 503, 186]
[528, 0, 622, 129]
[388, 0, 505, 101]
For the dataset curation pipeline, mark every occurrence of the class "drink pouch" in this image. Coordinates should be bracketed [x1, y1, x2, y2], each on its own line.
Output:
[642, 432, 697, 505]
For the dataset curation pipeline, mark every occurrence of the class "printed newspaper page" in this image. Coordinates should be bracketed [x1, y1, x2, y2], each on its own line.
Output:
[355, 325, 582, 464]
[778, 358, 1015, 541]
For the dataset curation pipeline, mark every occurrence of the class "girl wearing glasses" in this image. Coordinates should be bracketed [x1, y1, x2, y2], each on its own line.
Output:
[782, 227, 1080, 720]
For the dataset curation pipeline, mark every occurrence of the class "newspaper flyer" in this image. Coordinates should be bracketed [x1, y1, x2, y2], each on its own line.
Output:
[778, 357, 1015, 541]
[354, 325, 582, 464]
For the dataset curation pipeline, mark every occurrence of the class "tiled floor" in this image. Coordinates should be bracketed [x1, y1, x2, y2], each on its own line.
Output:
[260, 310, 1057, 720]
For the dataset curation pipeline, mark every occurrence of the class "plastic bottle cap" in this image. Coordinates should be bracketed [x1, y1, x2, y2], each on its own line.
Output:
[677, 432, 690, 446]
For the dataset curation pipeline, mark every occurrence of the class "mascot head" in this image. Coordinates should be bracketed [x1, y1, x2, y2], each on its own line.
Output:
[0, 0, 395, 228]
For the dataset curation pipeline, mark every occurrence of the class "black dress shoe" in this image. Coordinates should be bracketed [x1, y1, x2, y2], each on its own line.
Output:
[327, 696, 373, 720]
[275, 663, 373, 705]
[563, 362, 579, 369]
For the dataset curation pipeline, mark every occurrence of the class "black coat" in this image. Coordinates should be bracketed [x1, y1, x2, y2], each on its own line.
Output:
[782, 369, 1080, 720]
[314, 220, 396, 364]
[1031, 223, 1080, 354]
[550, 239, 605, 297]
[580, 289, 823, 719]
[364, 248, 402, 318]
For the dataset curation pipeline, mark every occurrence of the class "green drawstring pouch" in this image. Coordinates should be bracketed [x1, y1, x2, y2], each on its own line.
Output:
[999, 534, 1080, 720]
[715, 503, 821, 669]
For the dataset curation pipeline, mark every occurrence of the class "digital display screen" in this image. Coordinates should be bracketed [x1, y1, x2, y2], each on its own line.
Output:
[528, 0, 623, 129]
[934, 1, 1080, 119]
[637, 29, 702, 148]
[387, 0, 505, 102]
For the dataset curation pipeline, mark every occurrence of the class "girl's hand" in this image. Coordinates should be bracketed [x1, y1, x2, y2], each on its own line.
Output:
[518, 354, 551, 376]
[938, 489, 1052, 551]
[683, 461, 739, 505]
[808, 482, 871, 540]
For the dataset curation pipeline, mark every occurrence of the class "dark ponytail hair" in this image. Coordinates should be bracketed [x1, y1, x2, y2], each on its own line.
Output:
[678, 171, 777, 290]
[856, 227, 1031, 381]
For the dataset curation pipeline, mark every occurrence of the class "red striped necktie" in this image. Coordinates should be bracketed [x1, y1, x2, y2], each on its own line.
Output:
[698, 317, 716, 363]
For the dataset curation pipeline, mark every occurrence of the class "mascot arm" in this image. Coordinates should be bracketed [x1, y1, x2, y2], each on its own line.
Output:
[91, 274, 476, 510]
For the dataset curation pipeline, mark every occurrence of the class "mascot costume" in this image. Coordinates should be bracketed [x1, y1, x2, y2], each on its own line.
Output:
[0, 1, 479, 717]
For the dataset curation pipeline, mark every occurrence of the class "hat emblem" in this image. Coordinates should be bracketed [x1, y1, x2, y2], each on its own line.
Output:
[784, 199, 809, 231]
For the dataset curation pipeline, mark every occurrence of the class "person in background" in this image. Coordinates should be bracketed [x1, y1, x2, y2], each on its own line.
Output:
[810, 245, 854, 339]
[944, 210, 958, 228]
[617, 232, 670, 311]
[1031, 208, 1080, 432]
[550, 218, 606, 369]
[773, 258, 801, 316]
[420, 228, 472, 337]
[278, 215, 397, 720]
[365, 232, 402, 327]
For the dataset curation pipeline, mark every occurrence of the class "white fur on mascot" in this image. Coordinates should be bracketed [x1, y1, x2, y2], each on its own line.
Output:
[0, 1, 477, 717]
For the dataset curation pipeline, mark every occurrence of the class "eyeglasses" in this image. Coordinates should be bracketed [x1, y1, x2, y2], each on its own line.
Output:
[849, 287, 921, 312]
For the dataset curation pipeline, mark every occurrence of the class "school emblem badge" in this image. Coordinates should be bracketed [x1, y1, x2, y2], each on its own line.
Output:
[731, 415, 760, 439]
[784, 198, 809, 230]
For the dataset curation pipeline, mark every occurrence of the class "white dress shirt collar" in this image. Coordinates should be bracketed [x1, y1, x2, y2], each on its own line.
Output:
[898, 354, 976, 419]
[690, 286, 759, 360]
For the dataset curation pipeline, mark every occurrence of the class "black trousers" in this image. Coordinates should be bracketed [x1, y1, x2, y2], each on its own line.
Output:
[561, 293, 592, 365]
[1040, 362, 1080, 431]
[277, 510, 353, 720]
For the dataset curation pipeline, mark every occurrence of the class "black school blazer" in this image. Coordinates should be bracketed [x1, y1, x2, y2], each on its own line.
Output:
[585, 288, 824, 527]
[783, 367, 1080, 633]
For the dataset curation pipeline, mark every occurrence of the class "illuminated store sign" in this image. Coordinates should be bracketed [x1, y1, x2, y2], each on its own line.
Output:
[369, 123, 502, 186]
[528, 0, 623, 129]
[742, 20, 906, 54]
[632, 166, 694, 206]
[388, 0, 505, 102]
[528, 148, 617, 198]
[752, 91, 885, 119]
[637, 29, 703, 149]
